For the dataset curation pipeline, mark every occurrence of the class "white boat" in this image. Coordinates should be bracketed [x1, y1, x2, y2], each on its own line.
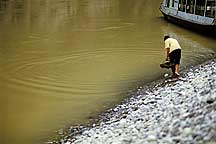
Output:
[160, 0, 216, 34]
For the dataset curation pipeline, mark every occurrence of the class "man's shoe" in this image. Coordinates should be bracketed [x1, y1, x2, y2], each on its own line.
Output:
[172, 73, 179, 78]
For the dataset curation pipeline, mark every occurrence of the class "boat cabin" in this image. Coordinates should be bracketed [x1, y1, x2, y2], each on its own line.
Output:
[160, 0, 216, 33]
[162, 0, 216, 18]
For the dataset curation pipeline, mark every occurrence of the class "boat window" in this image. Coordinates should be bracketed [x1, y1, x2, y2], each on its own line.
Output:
[179, 0, 186, 11]
[165, 0, 170, 7]
[186, 0, 195, 14]
[195, 0, 206, 16]
[172, 0, 175, 7]
[205, 0, 216, 18]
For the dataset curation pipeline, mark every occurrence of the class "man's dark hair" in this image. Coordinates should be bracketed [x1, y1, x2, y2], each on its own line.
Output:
[164, 35, 170, 41]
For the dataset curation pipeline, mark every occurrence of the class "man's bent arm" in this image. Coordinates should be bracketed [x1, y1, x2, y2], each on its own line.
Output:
[166, 48, 170, 60]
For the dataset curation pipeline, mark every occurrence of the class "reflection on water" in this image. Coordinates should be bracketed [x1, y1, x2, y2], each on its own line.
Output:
[0, 0, 215, 144]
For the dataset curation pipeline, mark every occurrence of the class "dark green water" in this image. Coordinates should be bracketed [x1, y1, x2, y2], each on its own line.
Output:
[0, 0, 215, 143]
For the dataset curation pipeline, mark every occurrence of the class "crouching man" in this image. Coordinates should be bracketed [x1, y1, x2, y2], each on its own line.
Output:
[164, 35, 181, 78]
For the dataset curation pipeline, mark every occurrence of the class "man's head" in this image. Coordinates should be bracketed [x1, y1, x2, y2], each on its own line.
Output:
[164, 35, 170, 41]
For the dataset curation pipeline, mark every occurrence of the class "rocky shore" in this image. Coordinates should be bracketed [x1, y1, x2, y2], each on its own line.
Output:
[63, 59, 216, 144]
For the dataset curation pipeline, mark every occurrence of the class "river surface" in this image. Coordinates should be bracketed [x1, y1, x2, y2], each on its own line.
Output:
[0, 0, 215, 144]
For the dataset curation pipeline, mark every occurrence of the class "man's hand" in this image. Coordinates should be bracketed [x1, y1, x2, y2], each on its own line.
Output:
[166, 57, 170, 61]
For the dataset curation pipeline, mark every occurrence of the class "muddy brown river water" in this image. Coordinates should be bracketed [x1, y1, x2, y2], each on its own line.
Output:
[0, 0, 215, 143]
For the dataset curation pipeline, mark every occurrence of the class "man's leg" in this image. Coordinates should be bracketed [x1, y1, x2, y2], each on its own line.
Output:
[175, 64, 179, 75]
[171, 65, 175, 75]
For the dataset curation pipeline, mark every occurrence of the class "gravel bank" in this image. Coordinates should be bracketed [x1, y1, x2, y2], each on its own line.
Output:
[64, 59, 216, 144]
